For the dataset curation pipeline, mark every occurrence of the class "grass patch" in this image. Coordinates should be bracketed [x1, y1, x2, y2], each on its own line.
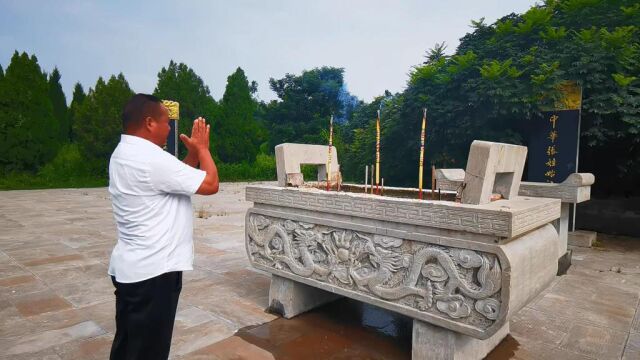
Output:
[0, 172, 107, 190]
[0, 144, 107, 190]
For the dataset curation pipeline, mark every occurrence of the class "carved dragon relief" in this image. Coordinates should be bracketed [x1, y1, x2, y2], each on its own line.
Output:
[247, 213, 503, 330]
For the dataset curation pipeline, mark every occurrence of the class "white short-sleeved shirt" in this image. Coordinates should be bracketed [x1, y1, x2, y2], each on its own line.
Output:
[107, 134, 206, 283]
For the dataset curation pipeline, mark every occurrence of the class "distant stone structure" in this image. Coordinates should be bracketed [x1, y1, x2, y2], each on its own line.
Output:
[246, 141, 563, 359]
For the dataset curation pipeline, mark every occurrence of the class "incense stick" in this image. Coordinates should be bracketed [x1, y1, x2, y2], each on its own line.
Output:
[371, 163, 374, 194]
[364, 165, 368, 193]
[326, 115, 334, 191]
[418, 108, 427, 200]
[376, 110, 381, 195]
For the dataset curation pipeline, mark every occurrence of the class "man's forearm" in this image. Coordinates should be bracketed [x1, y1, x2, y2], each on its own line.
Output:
[198, 148, 219, 184]
[183, 151, 199, 168]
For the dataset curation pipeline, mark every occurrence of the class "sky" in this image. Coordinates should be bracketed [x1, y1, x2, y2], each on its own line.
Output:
[0, 0, 537, 103]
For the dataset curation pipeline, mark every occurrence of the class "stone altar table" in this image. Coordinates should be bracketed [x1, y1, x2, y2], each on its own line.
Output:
[245, 141, 561, 359]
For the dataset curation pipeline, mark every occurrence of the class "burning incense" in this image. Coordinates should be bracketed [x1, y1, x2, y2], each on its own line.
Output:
[376, 110, 381, 195]
[326, 115, 334, 191]
[418, 108, 427, 200]
[381, 178, 385, 196]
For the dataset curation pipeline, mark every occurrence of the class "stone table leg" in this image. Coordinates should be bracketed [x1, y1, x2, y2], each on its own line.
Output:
[412, 320, 509, 360]
[555, 203, 570, 258]
[556, 203, 572, 275]
[267, 275, 341, 318]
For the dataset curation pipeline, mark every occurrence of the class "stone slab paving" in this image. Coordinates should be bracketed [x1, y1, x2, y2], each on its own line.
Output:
[0, 183, 638, 359]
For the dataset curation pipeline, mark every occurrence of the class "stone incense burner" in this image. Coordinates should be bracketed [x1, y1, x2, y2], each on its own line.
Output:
[245, 141, 562, 359]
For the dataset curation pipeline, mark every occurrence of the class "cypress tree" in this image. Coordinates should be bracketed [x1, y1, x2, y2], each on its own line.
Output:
[0, 51, 58, 173]
[75, 74, 134, 174]
[153, 61, 218, 158]
[48, 67, 68, 143]
[218, 67, 264, 163]
[68, 82, 86, 142]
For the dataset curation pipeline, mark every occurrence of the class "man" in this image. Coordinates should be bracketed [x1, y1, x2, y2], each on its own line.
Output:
[107, 94, 219, 359]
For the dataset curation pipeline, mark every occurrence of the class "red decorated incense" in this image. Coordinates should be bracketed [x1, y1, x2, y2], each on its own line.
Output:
[326, 115, 334, 191]
[376, 110, 381, 195]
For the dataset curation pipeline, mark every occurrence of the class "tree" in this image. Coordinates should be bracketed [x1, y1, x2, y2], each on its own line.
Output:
[263, 67, 355, 150]
[75, 74, 134, 173]
[153, 61, 218, 158]
[48, 67, 68, 142]
[0, 51, 58, 173]
[68, 82, 86, 142]
[424, 42, 449, 65]
[342, 0, 640, 193]
[217, 67, 265, 163]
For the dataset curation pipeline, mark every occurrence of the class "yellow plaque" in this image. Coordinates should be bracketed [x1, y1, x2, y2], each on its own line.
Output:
[555, 81, 582, 110]
[161, 100, 180, 120]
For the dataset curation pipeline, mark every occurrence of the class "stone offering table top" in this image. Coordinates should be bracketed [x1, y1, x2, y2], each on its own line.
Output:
[247, 184, 560, 241]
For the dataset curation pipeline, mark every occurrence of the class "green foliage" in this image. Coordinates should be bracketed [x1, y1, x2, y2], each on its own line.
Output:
[495, 19, 514, 36]
[68, 83, 86, 142]
[514, 7, 552, 34]
[621, 3, 640, 17]
[560, 0, 602, 12]
[448, 51, 478, 75]
[217, 67, 265, 163]
[612, 73, 637, 87]
[0, 141, 106, 190]
[263, 67, 348, 150]
[540, 26, 567, 41]
[424, 42, 449, 65]
[153, 61, 218, 158]
[0, 171, 107, 190]
[342, 0, 640, 193]
[216, 154, 276, 182]
[0, 51, 59, 173]
[74, 74, 134, 174]
[48, 68, 68, 142]
[3, 0, 639, 194]
[479, 59, 521, 80]
[38, 143, 97, 179]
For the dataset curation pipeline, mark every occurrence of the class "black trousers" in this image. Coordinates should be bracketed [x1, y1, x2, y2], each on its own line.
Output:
[110, 271, 182, 360]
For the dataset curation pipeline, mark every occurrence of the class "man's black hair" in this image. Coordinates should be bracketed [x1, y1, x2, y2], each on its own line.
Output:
[121, 93, 163, 131]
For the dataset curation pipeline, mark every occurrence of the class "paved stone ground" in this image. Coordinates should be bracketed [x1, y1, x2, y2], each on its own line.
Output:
[0, 183, 638, 359]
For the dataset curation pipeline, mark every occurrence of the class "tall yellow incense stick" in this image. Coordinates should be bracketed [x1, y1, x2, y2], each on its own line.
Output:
[326, 115, 334, 191]
[418, 108, 427, 200]
[376, 110, 381, 195]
